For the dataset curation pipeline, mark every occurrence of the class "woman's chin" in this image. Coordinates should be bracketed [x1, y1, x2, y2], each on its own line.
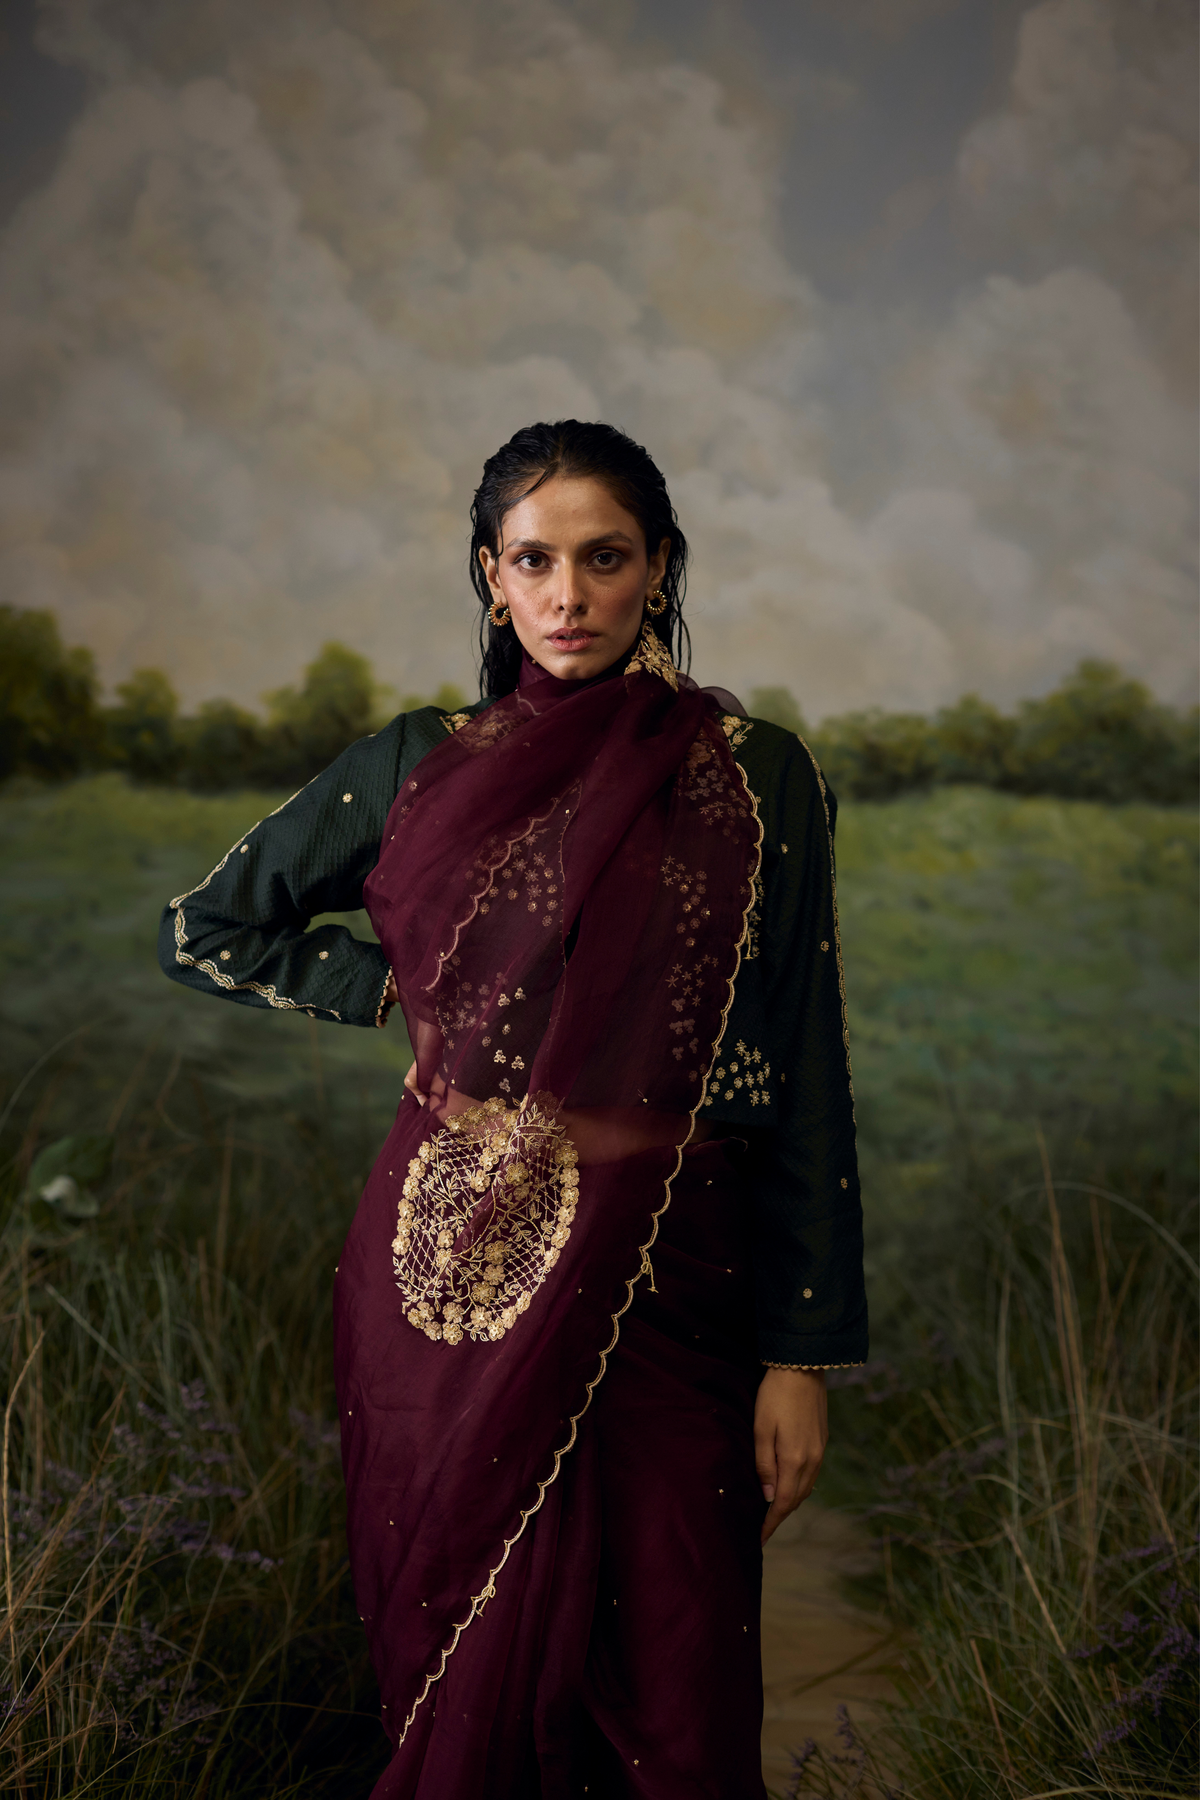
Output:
[538, 642, 616, 680]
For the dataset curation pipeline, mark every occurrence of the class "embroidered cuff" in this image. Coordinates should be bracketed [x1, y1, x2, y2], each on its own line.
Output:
[762, 1360, 865, 1371]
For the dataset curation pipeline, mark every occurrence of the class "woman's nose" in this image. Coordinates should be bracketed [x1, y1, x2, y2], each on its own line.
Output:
[552, 565, 586, 612]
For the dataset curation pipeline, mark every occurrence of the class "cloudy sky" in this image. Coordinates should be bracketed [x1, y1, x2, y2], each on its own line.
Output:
[0, 0, 1195, 716]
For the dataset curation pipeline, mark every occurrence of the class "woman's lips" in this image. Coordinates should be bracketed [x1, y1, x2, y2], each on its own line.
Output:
[547, 631, 596, 651]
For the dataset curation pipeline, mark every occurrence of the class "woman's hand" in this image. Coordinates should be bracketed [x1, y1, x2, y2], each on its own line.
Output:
[403, 1060, 428, 1107]
[754, 1366, 828, 1545]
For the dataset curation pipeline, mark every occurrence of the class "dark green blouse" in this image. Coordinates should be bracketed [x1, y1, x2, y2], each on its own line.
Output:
[158, 702, 866, 1369]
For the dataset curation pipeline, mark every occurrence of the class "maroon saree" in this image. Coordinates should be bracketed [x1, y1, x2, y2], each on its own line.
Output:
[334, 634, 765, 1796]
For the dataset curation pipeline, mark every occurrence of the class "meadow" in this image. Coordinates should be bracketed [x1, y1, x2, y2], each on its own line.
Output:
[0, 773, 1195, 1796]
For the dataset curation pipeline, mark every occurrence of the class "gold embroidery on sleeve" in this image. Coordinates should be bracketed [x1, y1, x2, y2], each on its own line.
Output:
[168, 783, 344, 1019]
[763, 1361, 866, 1371]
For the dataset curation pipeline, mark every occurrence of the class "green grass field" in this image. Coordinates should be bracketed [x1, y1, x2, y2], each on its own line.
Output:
[1, 774, 1195, 1795]
[2, 772, 1194, 1162]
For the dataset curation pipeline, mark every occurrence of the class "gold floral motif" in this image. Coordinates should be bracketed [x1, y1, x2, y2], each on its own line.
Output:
[743, 868, 763, 961]
[626, 622, 678, 691]
[443, 711, 474, 734]
[721, 714, 754, 750]
[702, 1039, 771, 1108]
[679, 727, 752, 832]
[393, 1096, 579, 1345]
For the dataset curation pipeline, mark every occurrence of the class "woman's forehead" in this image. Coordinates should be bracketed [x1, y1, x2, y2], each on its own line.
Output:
[501, 474, 641, 547]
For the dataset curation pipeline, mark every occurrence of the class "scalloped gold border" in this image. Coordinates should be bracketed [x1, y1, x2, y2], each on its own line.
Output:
[168, 787, 352, 1018]
[391, 714, 764, 1748]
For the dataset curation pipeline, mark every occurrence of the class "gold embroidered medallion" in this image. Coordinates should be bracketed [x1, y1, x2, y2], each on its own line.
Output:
[394, 1096, 579, 1344]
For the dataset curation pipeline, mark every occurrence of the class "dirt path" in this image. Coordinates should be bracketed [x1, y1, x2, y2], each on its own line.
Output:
[760, 1503, 898, 1793]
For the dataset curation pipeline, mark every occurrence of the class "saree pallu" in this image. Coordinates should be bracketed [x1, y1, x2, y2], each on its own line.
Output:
[334, 1129, 767, 1799]
[337, 643, 765, 1796]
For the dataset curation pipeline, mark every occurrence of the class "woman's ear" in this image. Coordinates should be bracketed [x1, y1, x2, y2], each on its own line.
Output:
[648, 535, 671, 591]
[478, 544, 503, 599]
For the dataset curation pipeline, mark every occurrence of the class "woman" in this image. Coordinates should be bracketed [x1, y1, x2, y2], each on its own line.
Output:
[160, 420, 866, 1798]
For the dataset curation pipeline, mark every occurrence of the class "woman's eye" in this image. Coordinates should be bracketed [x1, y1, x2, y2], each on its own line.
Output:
[592, 550, 620, 568]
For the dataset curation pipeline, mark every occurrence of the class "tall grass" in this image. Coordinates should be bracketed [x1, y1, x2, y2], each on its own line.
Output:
[0, 1051, 389, 1796]
[788, 1143, 1198, 1799]
[3, 1054, 1195, 1795]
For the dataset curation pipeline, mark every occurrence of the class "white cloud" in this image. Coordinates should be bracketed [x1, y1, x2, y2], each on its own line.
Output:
[0, 0, 1193, 717]
[885, 266, 1195, 697]
[956, 0, 1198, 380]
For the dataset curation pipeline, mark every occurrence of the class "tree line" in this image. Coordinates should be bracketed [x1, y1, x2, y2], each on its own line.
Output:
[2, 604, 1195, 804]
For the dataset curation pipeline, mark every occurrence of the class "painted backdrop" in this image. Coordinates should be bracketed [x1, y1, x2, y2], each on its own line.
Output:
[0, 0, 1195, 715]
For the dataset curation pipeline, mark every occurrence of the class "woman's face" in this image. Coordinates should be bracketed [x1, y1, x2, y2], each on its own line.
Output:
[478, 474, 670, 683]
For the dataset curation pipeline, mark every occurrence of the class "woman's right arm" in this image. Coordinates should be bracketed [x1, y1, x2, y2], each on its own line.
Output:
[158, 711, 445, 1029]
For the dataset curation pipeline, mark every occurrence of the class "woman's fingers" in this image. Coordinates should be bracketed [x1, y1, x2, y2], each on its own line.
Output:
[760, 1449, 816, 1543]
[403, 1063, 428, 1106]
[754, 1367, 829, 1544]
[754, 1425, 777, 1504]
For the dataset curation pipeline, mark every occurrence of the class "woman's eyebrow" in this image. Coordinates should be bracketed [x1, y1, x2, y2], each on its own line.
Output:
[580, 532, 634, 550]
[508, 532, 634, 553]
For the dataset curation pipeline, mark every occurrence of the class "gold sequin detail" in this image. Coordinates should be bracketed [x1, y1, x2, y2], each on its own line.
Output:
[393, 1096, 579, 1346]
[444, 711, 474, 733]
[219, 950, 232, 961]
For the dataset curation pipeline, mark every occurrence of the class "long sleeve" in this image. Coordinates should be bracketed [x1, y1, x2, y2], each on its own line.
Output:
[703, 719, 867, 1368]
[158, 711, 446, 1028]
[752, 736, 866, 1366]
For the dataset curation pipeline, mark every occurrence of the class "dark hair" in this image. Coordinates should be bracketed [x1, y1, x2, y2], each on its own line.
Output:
[469, 420, 690, 698]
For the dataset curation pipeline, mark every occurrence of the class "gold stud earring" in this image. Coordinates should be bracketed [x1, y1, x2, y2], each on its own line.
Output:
[645, 588, 668, 616]
[489, 598, 512, 627]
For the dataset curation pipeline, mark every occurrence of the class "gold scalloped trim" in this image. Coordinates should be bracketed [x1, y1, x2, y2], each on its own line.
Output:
[392, 716, 763, 1748]
[374, 967, 394, 1029]
[169, 783, 348, 1019]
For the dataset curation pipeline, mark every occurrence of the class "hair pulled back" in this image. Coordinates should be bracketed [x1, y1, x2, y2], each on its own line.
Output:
[470, 420, 690, 699]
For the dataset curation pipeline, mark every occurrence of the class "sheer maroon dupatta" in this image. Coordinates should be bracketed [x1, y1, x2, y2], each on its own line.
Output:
[335, 637, 761, 1748]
